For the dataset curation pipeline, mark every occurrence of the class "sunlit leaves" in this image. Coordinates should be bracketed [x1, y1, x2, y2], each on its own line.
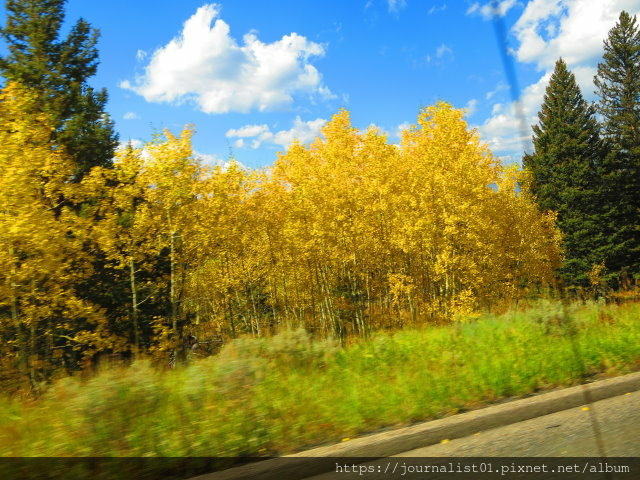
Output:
[264, 102, 561, 330]
[0, 90, 563, 383]
[0, 83, 108, 388]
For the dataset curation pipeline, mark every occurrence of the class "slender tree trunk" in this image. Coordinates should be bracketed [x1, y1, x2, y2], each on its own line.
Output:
[170, 229, 177, 334]
[8, 246, 28, 384]
[129, 258, 140, 357]
[29, 280, 38, 391]
[167, 208, 179, 368]
[249, 284, 261, 337]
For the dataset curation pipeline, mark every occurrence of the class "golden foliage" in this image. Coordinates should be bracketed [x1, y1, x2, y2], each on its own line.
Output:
[257, 103, 561, 332]
[0, 87, 562, 381]
[0, 83, 111, 389]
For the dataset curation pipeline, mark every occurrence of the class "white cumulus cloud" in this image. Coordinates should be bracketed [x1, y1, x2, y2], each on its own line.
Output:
[513, 0, 639, 70]
[194, 150, 246, 170]
[226, 124, 271, 139]
[476, 72, 550, 155]
[226, 117, 327, 149]
[474, 0, 640, 161]
[120, 4, 333, 114]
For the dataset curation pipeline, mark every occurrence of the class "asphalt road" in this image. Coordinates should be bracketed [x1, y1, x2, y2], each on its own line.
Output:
[304, 390, 640, 480]
[395, 389, 640, 457]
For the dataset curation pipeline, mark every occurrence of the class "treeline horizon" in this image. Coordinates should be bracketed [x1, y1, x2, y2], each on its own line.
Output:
[0, 1, 638, 393]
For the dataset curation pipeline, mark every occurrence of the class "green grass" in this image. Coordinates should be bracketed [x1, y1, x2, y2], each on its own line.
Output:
[1, 300, 639, 478]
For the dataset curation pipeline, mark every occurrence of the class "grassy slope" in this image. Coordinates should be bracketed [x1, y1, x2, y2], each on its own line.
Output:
[1, 300, 639, 466]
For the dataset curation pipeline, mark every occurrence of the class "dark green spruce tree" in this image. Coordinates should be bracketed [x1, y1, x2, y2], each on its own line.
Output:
[594, 10, 640, 287]
[523, 58, 604, 287]
[0, 0, 118, 179]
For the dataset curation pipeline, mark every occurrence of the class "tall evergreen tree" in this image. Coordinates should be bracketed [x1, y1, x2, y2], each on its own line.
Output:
[523, 58, 604, 286]
[0, 0, 118, 180]
[594, 11, 640, 286]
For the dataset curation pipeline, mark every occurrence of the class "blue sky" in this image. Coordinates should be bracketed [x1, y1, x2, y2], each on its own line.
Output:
[3, 0, 640, 169]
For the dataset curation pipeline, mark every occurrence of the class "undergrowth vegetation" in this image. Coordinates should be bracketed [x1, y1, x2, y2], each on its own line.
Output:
[0, 299, 639, 479]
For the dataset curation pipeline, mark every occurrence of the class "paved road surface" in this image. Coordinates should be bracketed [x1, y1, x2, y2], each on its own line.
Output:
[396, 389, 640, 457]
[305, 390, 640, 479]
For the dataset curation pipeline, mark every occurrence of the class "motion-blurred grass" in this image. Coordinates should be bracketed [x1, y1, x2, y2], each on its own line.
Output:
[0, 300, 639, 476]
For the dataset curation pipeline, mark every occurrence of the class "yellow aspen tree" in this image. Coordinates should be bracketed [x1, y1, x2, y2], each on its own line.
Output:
[488, 166, 563, 301]
[82, 143, 163, 357]
[260, 103, 562, 331]
[268, 141, 319, 330]
[250, 164, 301, 331]
[133, 127, 202, 363]
[185, 161, 263, 338]
[269, 112, 360, 336]
[399, 102, 562, 318]
[268, 110, 402, 335]
[0, 83, 109, 389]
